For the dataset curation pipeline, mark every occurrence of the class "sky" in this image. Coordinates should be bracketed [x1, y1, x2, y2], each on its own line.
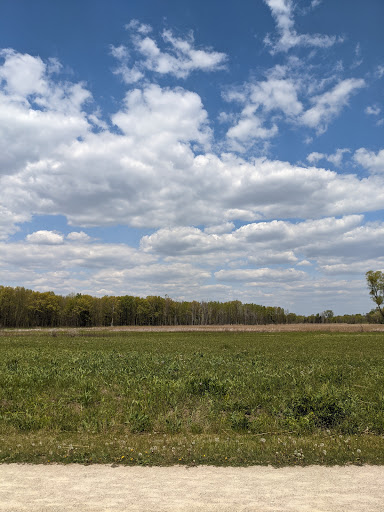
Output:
[0, 0, 383, 316]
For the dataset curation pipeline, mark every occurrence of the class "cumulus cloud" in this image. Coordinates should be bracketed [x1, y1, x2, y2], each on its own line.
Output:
[215, 267, 306, 283]
[140, 215, 372, 269]
[0, 49, 372, 243]
[3, 137, 384, 236]
[263, 0, 341, 54]
[354, 148, 384, 174]
[66, 231, 92, 242]
[223, 72, 302, 145]
[226, 115, 278, 145]
[204, 222, 235, 235]
[2, 215, 382, 313]
[26, 230, 64, 245]
[1, 239, 154, 270]
[0, 49, 91, 176]
[0, 38, 381, 315]
[112, 84, 211, 147]
[300, 78, 365, 133]
[223, 63, 365, 143]
[307, 148, 350, 166]
[111, 21, 227, 83]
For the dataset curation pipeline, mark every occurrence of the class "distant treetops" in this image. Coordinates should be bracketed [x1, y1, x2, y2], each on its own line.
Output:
[0, 282, 381, 329]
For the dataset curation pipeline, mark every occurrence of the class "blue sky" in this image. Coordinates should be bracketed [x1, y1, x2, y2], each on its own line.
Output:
[0, 0, 383, 315]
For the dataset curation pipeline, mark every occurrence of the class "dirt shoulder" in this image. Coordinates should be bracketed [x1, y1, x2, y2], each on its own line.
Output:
[1, 464, 383, 511]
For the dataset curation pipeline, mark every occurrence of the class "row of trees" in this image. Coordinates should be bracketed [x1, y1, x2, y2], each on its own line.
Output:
[0, 282, 382, 328]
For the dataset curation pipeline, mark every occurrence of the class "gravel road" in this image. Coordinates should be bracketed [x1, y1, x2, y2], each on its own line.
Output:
[1, 464, 383, 511]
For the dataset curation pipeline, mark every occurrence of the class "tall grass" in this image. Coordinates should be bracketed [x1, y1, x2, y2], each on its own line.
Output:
[0, 331, 383, 465]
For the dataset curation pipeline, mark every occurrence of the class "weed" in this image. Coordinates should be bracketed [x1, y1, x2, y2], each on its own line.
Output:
[1, 330, 384, 464]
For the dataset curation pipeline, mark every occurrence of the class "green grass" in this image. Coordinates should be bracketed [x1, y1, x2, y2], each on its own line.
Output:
[0, 330, 383, 465]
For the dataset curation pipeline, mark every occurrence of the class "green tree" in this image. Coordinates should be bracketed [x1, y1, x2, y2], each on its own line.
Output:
[366, 270, 384, 321]
[28, 291, 61, 327]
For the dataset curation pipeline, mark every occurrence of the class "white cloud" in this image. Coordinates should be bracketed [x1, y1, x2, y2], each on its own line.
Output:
[0, 206, 29, 240]
[0, 48, 382, 245]
[365, 105, 381, 116]
[1, 239, 154, 269]
[140, 215, 371, 269]
[3, 133, 384, 237]
[300, 78, 365, 133]
[376, 65, 384, 78]
[226, 115, 278, 145]
[66, 231, 91, 242]
[297, 259, 312, 266]
[111, 22, 227, 83]
[0, 42, 381, 315]
[224, 73, 303, 145]
[204, 222, 235, 235]
[2, 214, 381, 314]
[264, 0, 341, 54]
[26, 230, 64, 245]
[307, 148, 350, 166]
[249, 77, 303, 116]
[223, 62, 365, 142]
[354, 148, 384, 174]
[112, 84, 211, 147]
[0, 50, 91, 177]
[248, 250, 298, 265]
[125, 19, 152, 35]
[215, 267, 306, 283]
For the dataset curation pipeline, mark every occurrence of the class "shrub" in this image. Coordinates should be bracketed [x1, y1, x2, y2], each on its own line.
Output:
[288, 387, 356, 430]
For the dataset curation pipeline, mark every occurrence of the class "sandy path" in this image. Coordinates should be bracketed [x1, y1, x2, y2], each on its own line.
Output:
[1, 464, 383, 511]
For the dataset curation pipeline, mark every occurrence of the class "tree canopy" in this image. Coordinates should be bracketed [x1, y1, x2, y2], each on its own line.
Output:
[0, 284, 378, 328]
[366, 270, 384, 320]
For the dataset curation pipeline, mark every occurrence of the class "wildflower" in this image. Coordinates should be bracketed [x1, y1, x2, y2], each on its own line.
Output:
[356, 449, 361, 454]
[322, 450, 327, 455]
[260, 438, 266, 443]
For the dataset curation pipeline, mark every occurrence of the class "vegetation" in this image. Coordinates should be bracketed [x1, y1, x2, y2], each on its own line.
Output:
[366, 270, 384, 320]
[0, 285, 379, 329]
[1, 330, 383, 465]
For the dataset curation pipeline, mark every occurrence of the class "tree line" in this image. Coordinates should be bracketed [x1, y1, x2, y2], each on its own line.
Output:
[0, 285, 381, 328]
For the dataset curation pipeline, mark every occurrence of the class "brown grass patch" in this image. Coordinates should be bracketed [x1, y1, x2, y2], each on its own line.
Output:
[3, 323, 383, 334]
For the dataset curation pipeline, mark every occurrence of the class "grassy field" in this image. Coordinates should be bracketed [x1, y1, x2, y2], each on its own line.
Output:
[1, 329, 384, 465]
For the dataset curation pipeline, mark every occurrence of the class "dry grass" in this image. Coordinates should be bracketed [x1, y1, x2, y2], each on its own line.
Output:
[2, 323, 384, 335]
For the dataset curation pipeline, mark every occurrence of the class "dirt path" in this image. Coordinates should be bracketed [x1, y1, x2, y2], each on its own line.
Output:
[1, 464, 383, 511]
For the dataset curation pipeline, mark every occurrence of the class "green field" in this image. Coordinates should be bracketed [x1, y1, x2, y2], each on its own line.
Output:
[1, 330, 384, 465]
